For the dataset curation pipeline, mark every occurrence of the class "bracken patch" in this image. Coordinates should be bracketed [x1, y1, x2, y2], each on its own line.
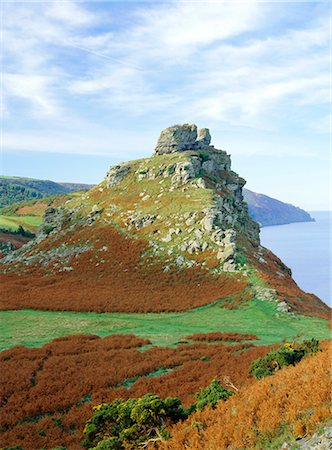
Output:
[0, 334, 273, 449]
[0, 225, 247, 313]
[160, 341, 332, 450]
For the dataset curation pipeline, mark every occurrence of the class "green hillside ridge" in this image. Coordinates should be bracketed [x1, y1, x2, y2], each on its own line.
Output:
[243, 188, 314, 227]
[0, 175, 93, 208]
[0, 180, 313, 237]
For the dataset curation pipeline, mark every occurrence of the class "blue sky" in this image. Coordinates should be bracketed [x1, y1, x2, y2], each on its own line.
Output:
[2, 0, 330, 210]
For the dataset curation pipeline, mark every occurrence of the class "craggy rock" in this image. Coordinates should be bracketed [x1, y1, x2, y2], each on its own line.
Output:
[281, 425, 332, 449]
[154, 124, 212, 155]
[105, 163, 130, 188]
[151, 124, 261, 270]
[128, 214, 157, 230]
[87, 205, 104, 225]
[196, 127, 211, 149]
[43, 207, 77, 234]
[171, 161, 199, 187]
[154, 124, 198, 155]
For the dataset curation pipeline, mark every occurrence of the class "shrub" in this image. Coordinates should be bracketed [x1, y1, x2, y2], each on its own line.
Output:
[82, 394, 189, 449]
[249, 339, 321, 379]
[43, 225, 55, 235]
[195, 378, 233, 410]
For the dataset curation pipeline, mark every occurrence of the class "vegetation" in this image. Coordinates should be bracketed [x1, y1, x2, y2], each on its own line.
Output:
[250, 338, 321, 379]
[0, 214, 42, 233]
[160, 341, 331, 449]
[0, 151, 330, 450]
[0, 177, 67, 208]
[185, 332, 258, 342]
[82, 394, 189, 449]
[0, 176, 92, 208]
[0, 333, 274, 449]
[1, 299, 330, 351]
[195, 378, 233, 410]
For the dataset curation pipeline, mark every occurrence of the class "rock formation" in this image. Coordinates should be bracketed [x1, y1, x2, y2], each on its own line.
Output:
[154, 124, 211, 155]
[152, 124, 260, 268]
[3, 123, 331, 320]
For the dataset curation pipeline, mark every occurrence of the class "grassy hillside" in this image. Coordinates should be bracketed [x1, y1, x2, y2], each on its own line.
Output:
[0, 214, 43, 233]
[0, 176, 93, 208]
[1, 299, 330, 351]
[0, 191, 86, 235]
[1, 150, 329, 319]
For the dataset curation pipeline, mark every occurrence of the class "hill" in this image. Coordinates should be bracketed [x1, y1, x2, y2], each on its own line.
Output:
[1, 124, 330, 449]
[0, 176, 93, 208]
[243, 188, 314, 227]
[1, 125, 329, 319]
[0, 192, 86, 256]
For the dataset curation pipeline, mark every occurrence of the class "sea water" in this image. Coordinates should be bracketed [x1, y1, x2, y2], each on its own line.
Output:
[260, 211, 331, 306]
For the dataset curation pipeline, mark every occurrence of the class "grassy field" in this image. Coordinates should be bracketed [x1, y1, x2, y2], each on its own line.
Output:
[1, 299, 330, 351]
[0, 214, 42, 232]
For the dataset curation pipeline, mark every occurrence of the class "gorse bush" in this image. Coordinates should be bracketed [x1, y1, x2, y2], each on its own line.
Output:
[82, 394, 189, 449]
[195, 378, 233, 410]
[82, 380, 234, 448]
[250, 339, 321, 379]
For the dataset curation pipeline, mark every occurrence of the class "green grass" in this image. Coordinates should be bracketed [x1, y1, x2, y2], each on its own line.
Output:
[0, 300, 330, 351]
[0, 215, 43, 232]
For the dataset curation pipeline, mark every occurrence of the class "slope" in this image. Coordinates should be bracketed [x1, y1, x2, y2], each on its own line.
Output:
[1, 125, 329, 320]
[163, 341, 331, 450]
[243, 188, 314, 227]
[0, 176, 93, 208]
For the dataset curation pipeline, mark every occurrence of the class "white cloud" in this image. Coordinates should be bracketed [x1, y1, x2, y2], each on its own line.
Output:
[45, 2, 97, 27]
[4, 73, 60, 116]
[3, 1, 329, 143]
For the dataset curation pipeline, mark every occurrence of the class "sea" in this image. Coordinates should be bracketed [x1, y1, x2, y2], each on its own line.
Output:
[260, 211, 331, 307]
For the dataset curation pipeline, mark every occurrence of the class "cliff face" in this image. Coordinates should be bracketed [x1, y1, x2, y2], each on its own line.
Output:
[1, 125, 330, 319]
[243, 189, 314, 227]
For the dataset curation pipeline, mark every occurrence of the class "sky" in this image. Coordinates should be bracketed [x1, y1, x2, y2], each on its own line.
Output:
[2, 0, 330, 210]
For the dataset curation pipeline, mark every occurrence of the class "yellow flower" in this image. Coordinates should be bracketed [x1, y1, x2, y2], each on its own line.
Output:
[93, 403, 104, 411]
[284, 342, 293, 350]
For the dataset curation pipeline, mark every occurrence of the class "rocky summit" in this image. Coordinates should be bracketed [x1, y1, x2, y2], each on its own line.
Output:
[1, 124, 329, 319]
[104, 123, 259, 271]
[154, 124, 212, 155]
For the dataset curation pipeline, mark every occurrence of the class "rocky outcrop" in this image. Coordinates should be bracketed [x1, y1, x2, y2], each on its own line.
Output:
[282, 425, 332, 449]
[151, 124, 261, 270]
[154, 124, 211, 155]
[43, 207, 74, 234]
[196, 127, 211, 149]
[105, 164, 130, 188]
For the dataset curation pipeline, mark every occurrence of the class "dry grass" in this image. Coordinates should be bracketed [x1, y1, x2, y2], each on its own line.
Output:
[161, 341, 332, 450]
[1, 225, 247, 313]
[0, 334, 274, 449]
[185, 332, 258, 342]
